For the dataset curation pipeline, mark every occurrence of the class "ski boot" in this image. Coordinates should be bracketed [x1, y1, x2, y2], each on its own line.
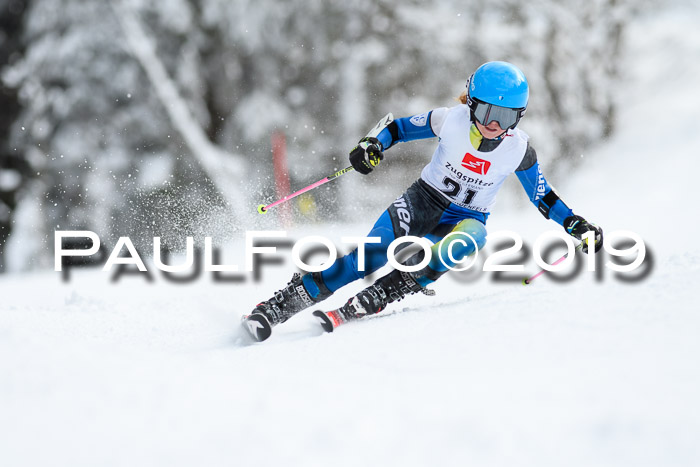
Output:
[242, 272, 332, 341]
[314, 269, 434, 332]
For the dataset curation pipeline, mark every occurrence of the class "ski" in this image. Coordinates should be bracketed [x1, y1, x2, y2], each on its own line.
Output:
[241, 313, 273, 342]
[312, 309, 356, 333]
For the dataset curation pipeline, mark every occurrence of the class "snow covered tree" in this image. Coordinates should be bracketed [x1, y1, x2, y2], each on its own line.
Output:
[0, 0, 30, 271]
[3, 0, 250, 268]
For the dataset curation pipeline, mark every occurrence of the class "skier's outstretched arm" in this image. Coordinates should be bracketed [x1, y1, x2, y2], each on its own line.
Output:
[515, 144, 603, 253]
[350, 108, 449, 174]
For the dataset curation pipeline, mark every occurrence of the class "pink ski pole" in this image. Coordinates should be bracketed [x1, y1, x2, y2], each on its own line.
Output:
[522, 243, 582, 285]
[257, 166, 354, 214]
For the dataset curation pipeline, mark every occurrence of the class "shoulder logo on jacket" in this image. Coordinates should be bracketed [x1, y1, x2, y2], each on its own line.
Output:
[461, 152, 491, 175]
[409, 112, 429, 127]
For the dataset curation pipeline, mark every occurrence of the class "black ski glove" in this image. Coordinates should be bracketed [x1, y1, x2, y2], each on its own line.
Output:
[349, 137, 384, 175]
[564, 215, 603, 254]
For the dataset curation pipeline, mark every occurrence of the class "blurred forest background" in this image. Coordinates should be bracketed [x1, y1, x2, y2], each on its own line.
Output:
[0, 0, 656, 272]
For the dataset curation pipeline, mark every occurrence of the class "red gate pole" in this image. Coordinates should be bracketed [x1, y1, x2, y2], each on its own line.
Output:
[271, 131, 292, 226]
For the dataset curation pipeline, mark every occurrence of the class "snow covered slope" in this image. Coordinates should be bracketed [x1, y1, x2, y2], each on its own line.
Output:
[2, 3, 700, 467]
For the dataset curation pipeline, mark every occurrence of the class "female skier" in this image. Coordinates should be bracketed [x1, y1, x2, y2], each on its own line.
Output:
[243, 61, 603, 341]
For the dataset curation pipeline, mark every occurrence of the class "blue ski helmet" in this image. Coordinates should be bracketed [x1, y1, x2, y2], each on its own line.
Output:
[466, 61, 529, 129]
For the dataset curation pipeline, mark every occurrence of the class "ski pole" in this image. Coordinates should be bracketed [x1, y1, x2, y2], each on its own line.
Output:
[522, 243, 583, 285]
[257, 166, 354, 214]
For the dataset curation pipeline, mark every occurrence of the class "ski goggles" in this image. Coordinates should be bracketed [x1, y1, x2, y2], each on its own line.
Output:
[472, 99, 526, 129]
